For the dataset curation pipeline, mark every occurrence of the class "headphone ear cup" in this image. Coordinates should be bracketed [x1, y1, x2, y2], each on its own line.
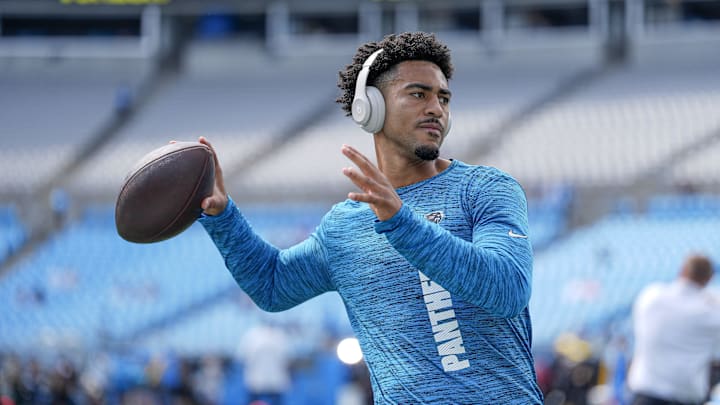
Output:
[351, 97, 371, 126]
[362, 86, 385, 134]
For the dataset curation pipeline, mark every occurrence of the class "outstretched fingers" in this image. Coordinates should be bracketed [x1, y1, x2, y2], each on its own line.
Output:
[342, 144, 382, 178]
[342, 166, 375, 194]
[347, 191, 377, 204]
[341, 144, 402, 221]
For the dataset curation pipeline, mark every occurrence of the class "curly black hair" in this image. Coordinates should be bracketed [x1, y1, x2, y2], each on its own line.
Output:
[336, 32, 454, 116]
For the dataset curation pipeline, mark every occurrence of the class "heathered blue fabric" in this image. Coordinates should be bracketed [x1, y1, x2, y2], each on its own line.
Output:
[199, 160, 543, 404]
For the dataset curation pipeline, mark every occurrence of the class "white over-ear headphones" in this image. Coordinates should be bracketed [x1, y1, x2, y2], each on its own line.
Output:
[351, 48, 452, 136]
[352, 49, 386, 134]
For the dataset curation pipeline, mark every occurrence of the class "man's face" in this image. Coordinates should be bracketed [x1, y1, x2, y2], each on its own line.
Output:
[379, 60, 451, 161]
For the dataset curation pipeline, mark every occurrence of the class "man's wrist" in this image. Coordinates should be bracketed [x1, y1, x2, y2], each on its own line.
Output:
[374, 203, 409, 234]
[199, 196, 234, 221]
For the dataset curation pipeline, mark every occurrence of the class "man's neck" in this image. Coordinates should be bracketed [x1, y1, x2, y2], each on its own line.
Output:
[375, 148, 451, 188]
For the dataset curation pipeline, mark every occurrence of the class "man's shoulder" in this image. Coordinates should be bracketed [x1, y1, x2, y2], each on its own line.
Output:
[635, 282, 671, 307]
[639, 282, 668, 296]
[329, 199, 369, 214]
[320, 200, 376, 228]
[450, 162, 525, 205]
[453, 161, 521, 186]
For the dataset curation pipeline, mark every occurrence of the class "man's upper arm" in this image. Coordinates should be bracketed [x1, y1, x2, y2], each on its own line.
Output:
[468, 170, 533, 276]
[465, 169, 533, 316]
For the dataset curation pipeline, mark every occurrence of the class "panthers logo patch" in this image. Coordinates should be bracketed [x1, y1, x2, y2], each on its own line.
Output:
[424, 211, 444, 224]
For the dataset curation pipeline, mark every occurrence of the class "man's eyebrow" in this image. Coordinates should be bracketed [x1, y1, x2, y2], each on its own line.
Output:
[404, 82, 452, 97]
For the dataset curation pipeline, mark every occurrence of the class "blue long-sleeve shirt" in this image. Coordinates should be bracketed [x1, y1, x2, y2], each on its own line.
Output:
[199, 159, 543, 404]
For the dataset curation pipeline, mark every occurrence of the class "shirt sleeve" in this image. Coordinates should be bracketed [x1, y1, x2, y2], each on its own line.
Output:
[375, 169, 532, 318]
[198, 197, 334, 312]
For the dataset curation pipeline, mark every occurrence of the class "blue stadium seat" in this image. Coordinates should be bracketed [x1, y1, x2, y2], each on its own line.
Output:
[530, 196, 720, 350]
[0, 204, 27, 265]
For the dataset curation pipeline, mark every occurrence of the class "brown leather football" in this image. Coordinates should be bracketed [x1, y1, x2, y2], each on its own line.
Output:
[115, 141, 215, 243]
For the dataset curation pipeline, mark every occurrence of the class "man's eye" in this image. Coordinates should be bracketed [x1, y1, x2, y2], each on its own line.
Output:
[411, 92, 424, 98]
[440, 96, 450, 105]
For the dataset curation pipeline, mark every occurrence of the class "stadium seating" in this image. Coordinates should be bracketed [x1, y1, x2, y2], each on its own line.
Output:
[0, 207, 230, 354]
[3, 15, 720, 402]
[0, 204, 26, 265]
[670, 134, 720, 187]
[0, 184, 581, 359]
[0, 202, 345, 355]
[530, 194, 720, 350]
[482, 53, 720, 187]
[0, 58, 153, 195]
[527, 184, 573, 250]
[64, 43, 350, 200]
[4, 192, 718, 405]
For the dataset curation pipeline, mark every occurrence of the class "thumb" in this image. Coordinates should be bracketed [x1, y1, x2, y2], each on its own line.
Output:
[201, 196, 212, 211]
[201, 196, 218, 213]
[201, 195, 228, 216]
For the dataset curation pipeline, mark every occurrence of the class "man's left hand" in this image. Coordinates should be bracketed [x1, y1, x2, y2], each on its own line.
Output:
[341, 144, 402, 222]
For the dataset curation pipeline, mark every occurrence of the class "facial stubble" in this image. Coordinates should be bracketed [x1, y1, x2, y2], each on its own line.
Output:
[415, 145, 440, 161]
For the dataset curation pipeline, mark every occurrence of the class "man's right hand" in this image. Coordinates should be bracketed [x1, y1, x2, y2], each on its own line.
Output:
[198, 136, 229, 216]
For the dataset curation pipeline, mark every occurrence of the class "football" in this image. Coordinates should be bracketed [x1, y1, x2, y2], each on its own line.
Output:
[115, 141, 215, 243]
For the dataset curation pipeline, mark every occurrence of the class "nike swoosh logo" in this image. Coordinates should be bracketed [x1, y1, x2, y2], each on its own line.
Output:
[508, 230, 528, 239]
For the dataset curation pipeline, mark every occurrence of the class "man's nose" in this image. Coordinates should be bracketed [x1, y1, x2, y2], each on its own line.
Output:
[425, 96, 445, 118]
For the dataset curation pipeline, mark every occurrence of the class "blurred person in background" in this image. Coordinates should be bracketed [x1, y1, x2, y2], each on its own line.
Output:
[197, 31, 542, 403]
[192, 355, 225, 405]
[0, 356, 46, 405]
[238, 320, 292, 405]
[47, 356, 80, 405]
[628, 254, 720, 405]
